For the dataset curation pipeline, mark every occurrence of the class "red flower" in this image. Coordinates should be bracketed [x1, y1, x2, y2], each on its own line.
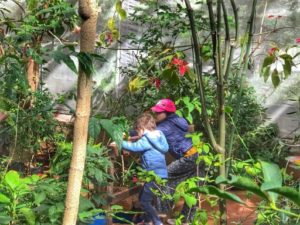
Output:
[132, 176, 138, 183]
[267, 15, 274, 19]
[171, 57, 189, 76]
[295, 38, 300, 44]
[268, 47, 278, 55]
[154, 78, 161, 89]
[179, 63, 189, 76]
[172, 57, 184, 66]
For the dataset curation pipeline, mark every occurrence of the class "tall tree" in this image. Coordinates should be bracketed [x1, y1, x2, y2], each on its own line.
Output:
[62, 1, 99, 224]
[184, 0, 257, 224]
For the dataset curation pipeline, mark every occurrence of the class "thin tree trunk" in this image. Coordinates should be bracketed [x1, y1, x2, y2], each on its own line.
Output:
[184, 0, 222, 154]
[27, 58, 40, 91]
[62, 1, 98, 225]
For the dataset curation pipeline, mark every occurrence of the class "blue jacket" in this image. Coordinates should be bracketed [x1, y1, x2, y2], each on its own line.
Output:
[122, 130, 168, 178]
[157, 114, 193, 159]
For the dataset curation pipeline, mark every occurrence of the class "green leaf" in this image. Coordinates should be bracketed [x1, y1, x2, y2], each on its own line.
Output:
[99, 119, 123, 149]
[5, 170, 20, 190]
[52, 50, 77, 74]
[118, 9, 127, 20]
[0, 193, 10, 203]
[26, 0, 38, 11]
[216, 175, 268, 200]
[161, 68, 180, 85]
[62, 56, 77, 74]
[34, 192, 46, 205]
[107, 18, 116, 31]
[279, 54, 292, 61]
[88, 117, 101, 139]
[262, 66, 271, 82]
[224, 106, 233, 114]
[271, 69, 280, 88]
[111, 205, 124, 211]
[90, 53, 107, 62]
[182, 194, 197, 208]
[189, 185, 244, 204]
[19, 208, 35, 225]
[77, 52, 95, 76]
[283, 60, 291, 78]
[0, 215, 11, 225]
[261, 55, 275, 69]
[115, 0, 122, 11]
[79, 196, 94, 212]
[265, 186, 300, 207]
[260, 161, 282, 203]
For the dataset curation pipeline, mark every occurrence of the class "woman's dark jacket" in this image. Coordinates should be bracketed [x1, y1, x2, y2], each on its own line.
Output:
[156, 114, 193, 159]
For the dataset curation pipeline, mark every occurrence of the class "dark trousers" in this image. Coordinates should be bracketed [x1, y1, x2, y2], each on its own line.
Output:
[157, 153, 205, 222]
[139, 181, 162, 225]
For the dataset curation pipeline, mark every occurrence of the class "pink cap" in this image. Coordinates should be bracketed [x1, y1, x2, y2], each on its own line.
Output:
[151, 99, 176, 113]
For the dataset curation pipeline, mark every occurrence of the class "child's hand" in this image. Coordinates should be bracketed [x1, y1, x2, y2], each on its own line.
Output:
[128, 136, 140, 142]
[109, 141, 117, 147]
[109, 142, 119, 156]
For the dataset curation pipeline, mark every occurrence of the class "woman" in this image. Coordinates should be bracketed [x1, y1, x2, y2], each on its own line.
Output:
[151, 99, 204, 224]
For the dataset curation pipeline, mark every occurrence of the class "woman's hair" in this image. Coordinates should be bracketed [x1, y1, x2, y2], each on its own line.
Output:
[134, 113, 156, 131]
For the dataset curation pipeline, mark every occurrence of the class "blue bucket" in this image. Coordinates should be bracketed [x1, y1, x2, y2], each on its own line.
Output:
[89, 214, 106, 225]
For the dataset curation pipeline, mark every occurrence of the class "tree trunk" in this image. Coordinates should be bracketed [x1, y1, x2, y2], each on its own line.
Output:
[27, 58, 40, 91]
[62, 1, 98, 225]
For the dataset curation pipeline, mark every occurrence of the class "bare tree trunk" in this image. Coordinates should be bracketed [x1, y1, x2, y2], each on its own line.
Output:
[27, 58, 40, 91]
[62, 1, 98, 225]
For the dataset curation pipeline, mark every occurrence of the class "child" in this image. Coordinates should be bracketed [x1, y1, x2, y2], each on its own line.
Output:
[112, 113, 169, 225]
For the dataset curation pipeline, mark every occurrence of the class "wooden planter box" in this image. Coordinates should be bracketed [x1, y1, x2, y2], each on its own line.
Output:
[108, 185, 142, 206]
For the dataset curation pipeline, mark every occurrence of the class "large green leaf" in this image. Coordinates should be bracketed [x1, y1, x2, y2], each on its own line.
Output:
[271, 69, 280, 88]
[265, 186, 300, 207]
[99, 119, 123, 150]
[115, 0, 127, 20]
[260, 161, 282, 203]
[34, 192, 46, 205]
[52, 50, 77, 74]
[189, 185, 244, 204]
[262, 66, 271, 82]
[88, 117, 102, 139]
[19, 208, 36, 225]
[5, 170, 20, 190]
[216, 175, 268, 200]
[182, 193, 197, 208]
[261, 55, 275, 69]
[0, 193, 10, 203]
[79, 196, 95, 212]
[283, 60, 292, 78]
[77, 52, 95, 76]
[0, 215, 11, 225]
